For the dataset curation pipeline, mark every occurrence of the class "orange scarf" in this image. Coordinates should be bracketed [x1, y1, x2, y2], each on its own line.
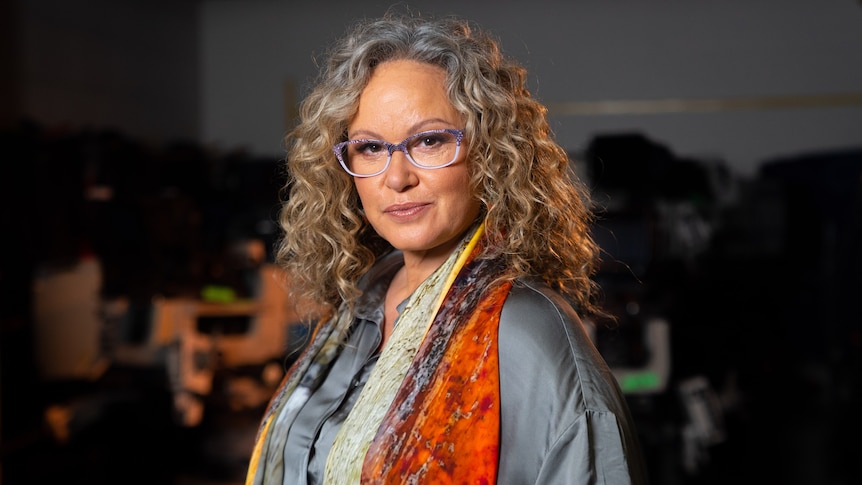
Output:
[361, 251, 511, 483]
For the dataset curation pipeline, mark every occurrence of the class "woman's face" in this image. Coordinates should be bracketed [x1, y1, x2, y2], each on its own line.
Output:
[349, 59, 481, 265]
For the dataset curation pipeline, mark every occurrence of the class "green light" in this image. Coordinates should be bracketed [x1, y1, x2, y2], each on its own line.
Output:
[201, 285, 236, 303]
[619, 371, 660, 392]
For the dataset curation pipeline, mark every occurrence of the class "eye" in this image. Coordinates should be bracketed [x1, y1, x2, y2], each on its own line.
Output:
[419, 134, 446, 147]
[353, 141, 385, 155]
[408, 131, 455, 153]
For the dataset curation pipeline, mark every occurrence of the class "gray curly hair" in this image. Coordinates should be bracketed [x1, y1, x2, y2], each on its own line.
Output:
[276, 13, 602, 318]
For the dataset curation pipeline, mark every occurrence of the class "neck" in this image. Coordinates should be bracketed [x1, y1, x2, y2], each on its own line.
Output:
[382, 248, 456, 348]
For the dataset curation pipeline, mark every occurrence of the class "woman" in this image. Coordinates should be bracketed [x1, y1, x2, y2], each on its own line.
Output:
[246, 13, 648, 485]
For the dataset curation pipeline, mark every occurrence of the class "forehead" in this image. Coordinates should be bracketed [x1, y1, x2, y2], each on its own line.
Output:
[350, 60, 460, 135]
[362, 60, 448, 101]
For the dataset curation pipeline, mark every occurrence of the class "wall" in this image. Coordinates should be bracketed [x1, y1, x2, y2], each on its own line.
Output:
[9, 1, 862, 176]
[12, 0, 200, 144]
[201, 0, 862, 176]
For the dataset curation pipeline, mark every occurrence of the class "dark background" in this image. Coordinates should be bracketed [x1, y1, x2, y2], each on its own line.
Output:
[2, 1, 862, 484]
[3, 118, 860, 485]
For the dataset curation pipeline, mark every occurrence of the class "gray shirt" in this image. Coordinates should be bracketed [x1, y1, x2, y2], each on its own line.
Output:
[280, 252, 648, 485]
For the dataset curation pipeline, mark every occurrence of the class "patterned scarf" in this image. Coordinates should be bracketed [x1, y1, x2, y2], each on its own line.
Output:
[246, 221, 512, 484]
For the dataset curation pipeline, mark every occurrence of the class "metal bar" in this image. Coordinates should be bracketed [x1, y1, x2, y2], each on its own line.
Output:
[546, 92, 862, 116]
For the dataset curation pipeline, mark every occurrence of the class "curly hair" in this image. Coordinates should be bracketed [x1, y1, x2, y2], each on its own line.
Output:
[276, 13, 603, 318]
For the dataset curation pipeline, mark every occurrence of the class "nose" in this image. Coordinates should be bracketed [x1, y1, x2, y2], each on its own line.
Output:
[383, 148, 418, 191]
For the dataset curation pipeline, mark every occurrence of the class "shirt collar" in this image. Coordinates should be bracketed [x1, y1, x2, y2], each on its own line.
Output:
[353, 250, 405, 323]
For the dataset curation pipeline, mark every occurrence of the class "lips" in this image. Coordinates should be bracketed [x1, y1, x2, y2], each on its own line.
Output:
[384, 202, 429, 219]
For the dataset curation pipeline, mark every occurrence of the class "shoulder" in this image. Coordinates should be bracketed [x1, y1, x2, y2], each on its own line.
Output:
[498, 277, 624, 412]
[500, 278, 598, 366]
[501, 278, 581, 329]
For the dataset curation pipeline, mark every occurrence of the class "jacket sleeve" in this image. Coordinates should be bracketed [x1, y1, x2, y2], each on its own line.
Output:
[536, 409, 647, 484]
[497, 279, 649, 485]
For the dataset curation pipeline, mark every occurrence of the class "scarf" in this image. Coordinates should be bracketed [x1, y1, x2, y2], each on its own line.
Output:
[246, 221, 512, 484]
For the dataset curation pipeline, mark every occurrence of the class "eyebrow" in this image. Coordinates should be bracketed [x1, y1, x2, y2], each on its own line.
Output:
[347, 118, 455, 140]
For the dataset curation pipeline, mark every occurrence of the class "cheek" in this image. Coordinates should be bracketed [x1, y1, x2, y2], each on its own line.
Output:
[438, 176, 481, 221]
[444, 171, 476, 202]
[353, 180, 374, 208]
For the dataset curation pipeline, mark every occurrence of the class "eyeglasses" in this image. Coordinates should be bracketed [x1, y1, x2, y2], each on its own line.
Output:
[333, 129, 464, 177]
